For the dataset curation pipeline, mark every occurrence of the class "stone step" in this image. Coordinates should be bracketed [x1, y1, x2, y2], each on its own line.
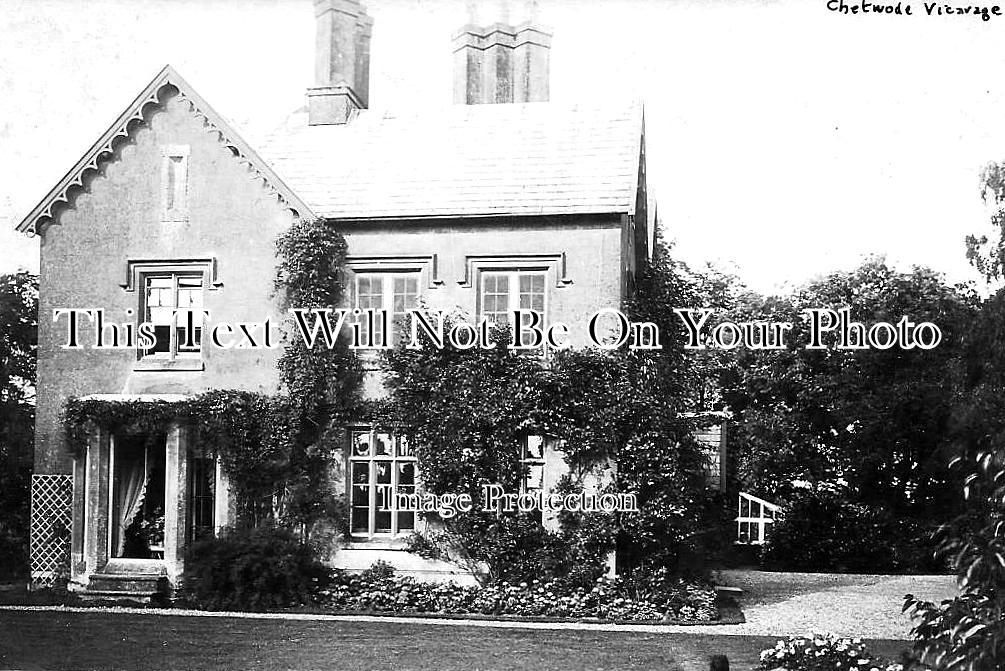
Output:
[86, 573, 168, 596]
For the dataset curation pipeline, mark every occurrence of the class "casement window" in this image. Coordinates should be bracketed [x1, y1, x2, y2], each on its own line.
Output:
[188, 451, 216, 543]
[520, 435, 548, 523]
[141, 273, 204, 360]
[354, 272, 421, 345]
[479, 271, 547, 327]
[161, 146, 189, 221]
[521, 435, 546, 494]
[349, 429, 417, 539]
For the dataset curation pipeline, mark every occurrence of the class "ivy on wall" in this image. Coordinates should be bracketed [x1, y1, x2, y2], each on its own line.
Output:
[62, 217, 361, 535]
[379, 237, 722, 580]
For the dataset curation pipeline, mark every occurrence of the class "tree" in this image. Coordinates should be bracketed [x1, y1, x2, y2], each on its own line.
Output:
[903, 166, 1005, 668]
[720, 258, 977, 523]
[0, 271, 37, 579]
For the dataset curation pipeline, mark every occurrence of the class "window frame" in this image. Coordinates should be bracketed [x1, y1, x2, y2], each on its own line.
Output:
[520, 435, 547, 496]
[135, 270, 206, 371]
[352, 271, 421, 346]
[478, 269, 548, 328]
[187, 451, 217, 544]
[347, 427, 418, 541]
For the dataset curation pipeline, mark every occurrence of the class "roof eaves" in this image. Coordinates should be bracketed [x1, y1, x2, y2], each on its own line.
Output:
[15, 65, 314, 235]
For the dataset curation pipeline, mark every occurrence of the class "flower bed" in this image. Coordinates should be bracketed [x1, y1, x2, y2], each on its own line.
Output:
[757, 633, 906, 671]
[318, 563, 719, 623]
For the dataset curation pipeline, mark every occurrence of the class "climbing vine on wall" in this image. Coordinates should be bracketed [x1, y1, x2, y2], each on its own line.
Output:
[62, 216, 362, 534]
[380, 239, 720, 580]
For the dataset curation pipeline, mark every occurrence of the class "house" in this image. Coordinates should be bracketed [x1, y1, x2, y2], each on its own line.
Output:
[17, 0, 721, 597]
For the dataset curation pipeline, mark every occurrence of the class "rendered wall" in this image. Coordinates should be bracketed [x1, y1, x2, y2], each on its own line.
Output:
[34, 92, 295, 474]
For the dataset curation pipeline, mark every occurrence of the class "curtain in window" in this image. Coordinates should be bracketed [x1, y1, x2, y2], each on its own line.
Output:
[113, 446, 149, 556]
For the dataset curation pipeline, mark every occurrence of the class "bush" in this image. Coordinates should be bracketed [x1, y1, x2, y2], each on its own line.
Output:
[406, 510, 613, 589]
[756, 633, 904, 671]
[180, 525, 331, 611]
[0, 464, 29, 581]
[760, 488, 945, 574]
[319, 562, 718, 622]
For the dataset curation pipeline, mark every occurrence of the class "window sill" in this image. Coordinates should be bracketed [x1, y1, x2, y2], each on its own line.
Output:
[133, 358, 205, 372]
[346, 537, 413, 551]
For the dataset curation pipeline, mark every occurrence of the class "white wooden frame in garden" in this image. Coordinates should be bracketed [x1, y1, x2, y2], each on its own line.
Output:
[736, 491, 780, 545]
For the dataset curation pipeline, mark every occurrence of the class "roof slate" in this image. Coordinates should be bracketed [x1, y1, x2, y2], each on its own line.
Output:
[260, 100, 643, 220]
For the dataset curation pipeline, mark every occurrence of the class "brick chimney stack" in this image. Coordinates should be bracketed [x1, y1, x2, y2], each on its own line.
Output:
[308, 0, 372, 125]
[453, 0, 551, 105]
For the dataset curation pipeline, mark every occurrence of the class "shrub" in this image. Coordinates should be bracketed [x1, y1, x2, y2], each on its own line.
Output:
[756, 633, 904, 671]
[760, 488, 945, 574]
[319, 562, 718, 622]
[180, 525, 331, 611]
[904, 446, 1005, 670]
[0, 464, 29, 581]
[407, 510, 612, 589]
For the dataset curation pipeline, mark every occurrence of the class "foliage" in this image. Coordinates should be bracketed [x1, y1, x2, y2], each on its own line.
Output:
[0, 271, 37, 580]
[761, 485, 946, 574]
[319, 561, 718, 622]
[965, 162, 1005, 282]
[721, 258, 977, 520]
[379, 236, 721, 580]
[756, 633, 905, 671]
[273, 216, 362, 537]
[62, 218, 359, 537]
[0, 464, 29, 581]
[180, 525, 331, 611]
[406, 509, 613, 589]
[903, 448, 1005, 670]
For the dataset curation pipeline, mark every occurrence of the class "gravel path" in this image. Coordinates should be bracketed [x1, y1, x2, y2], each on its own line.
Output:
[0, 570, 958, 642]
[711, 570, 958, 639]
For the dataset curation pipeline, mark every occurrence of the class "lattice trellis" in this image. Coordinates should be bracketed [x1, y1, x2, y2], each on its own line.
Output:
[30, 474, 73, 588]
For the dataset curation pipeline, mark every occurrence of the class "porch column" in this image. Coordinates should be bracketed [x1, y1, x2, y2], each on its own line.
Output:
[214, 459, 234, 534]
[83, 424, 111, 575]
[71, 450, 86, 578]
[163, 422, 188, 583]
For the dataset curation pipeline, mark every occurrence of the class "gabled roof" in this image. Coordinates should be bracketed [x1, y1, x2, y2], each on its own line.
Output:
[260, 100, 644, 221]
[15, 65, 313, 235]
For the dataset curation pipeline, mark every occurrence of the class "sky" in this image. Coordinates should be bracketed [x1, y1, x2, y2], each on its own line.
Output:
[1, 0, 1004, 294]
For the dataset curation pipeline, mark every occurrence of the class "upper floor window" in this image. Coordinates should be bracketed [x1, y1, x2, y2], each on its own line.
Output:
[161, 145, 189, 221]
[349, 429, 416, 539]
[354, 272, 420, 345]
[479, 270, 546, 327]
[142, 272, 203, 360]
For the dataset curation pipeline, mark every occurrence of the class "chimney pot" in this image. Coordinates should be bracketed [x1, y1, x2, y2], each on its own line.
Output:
[310, 0, 372, 125]
[453, 21, 551, 105]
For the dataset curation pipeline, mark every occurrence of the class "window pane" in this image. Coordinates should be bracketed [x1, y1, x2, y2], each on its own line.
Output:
[396, 436, 413, 458]
[525, 436, 544, 460]
[352, 432, 371, 457]
[351, 485, 368, 507]
[351, 462, 370, 485]
[351, 507, 369, 533]
[392, 276, 419, 318]
[356, 275, 384, 343]
[482, 273, 510, 325]
[518, 273, 545, 313]
[374, 434, 392, 457]
[151, 326, 171, 354]
[525, 464, 544, 491]
[398, 462, 415, 487]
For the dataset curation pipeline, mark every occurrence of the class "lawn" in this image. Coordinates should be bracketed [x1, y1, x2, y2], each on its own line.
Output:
[0, 609, 913, 671]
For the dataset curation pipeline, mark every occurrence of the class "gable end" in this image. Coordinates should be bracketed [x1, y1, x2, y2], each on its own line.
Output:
[16, 65, 313, 236]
